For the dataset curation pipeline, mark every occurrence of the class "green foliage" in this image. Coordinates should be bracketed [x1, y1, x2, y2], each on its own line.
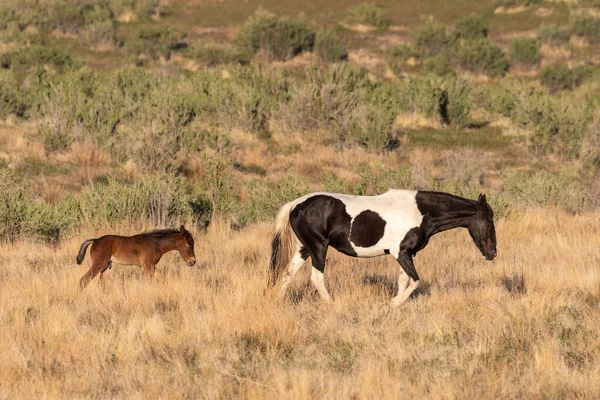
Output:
[423, 55, 456, 77]
[391, 44, 414, 60]
[494, 0, 542, 7]
[126, 25, 187, 60]
[276, 64, 399, 150]
[195, 154, 238, 218]
[413, 17, 451, 57]
[398, 75, 472, 127]
[235, 9, 315, 61]
[503, 170, 590, 214]
[78, 173, 196, 226]
[453, 39, 509, 77]
[0, 46, 75, 72]
[569, 10, 600, 43]
[344, 2, 391, 30]
[452, 15, 487, 40]
[536, 23, 570, 46]
[241, 174, 309, 223]
[78, 19, 117, 47]
[510, 38, 540, 66]
[108, 0, 158, 20]
[314, 28, 348, 62]
[0, 70, 28, 118]
[192, 43, 253, 67]
[538, 63, 591, 92]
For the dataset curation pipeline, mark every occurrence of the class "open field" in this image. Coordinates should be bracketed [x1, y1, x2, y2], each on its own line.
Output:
[1, 209, 599, 398]
[1, 0, 600, 398]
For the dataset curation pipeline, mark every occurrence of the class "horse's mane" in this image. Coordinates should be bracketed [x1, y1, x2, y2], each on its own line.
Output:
[143, 228, 181, 235]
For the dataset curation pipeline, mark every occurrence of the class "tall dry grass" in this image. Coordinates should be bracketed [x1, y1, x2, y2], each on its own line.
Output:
[1, 209, 600, 398]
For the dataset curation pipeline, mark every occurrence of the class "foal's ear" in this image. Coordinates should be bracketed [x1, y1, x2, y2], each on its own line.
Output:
[478, 194, 487, 205]
[180, 224, 185, 233]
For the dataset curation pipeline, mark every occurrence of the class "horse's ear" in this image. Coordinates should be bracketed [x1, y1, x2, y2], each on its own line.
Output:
[478, 194, 487, 205]
[180, 225, 185, 233]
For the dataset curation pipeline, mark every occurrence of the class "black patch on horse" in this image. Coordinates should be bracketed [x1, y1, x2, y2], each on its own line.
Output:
[349, 210, 386, 247]
[290, 195, 357, 272]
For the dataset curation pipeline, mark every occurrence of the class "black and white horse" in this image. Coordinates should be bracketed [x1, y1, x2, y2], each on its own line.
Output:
[269, 190, 497, 307]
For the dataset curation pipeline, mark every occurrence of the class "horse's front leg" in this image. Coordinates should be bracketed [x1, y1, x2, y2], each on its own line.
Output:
[390, 252, 420, 308]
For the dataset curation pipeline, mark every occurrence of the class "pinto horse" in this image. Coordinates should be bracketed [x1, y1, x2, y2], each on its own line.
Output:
[76, 225, 196, 289]
[269, 190, 497, 307]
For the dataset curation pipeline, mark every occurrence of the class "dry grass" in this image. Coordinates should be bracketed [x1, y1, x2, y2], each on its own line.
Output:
[1, 209, 600, 398]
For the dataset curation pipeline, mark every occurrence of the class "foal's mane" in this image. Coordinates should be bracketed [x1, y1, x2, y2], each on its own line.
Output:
[143, 228, 181, 235]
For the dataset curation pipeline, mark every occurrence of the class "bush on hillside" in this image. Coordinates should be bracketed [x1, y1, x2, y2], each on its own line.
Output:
[192, 43, 253, 66]
[536, 23, 570, 45]
[538, 63, 591, 92]
[315, 28, 348, 62]
[510, 38, 540, 66]
[344, 3, 391, 30]
[453, 39, 509, 77]
[235, 9, 315, 61]
[413, 17, 451, 57]
[126, 25, 187, 60]
[570, 10, 600, 42]
[452, 15, 487, 40]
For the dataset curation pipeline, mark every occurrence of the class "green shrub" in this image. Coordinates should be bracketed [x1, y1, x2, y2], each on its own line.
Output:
[530, 98, 591, 158]
[109, 0, 158, 20]
[192, 43, 253, 66]
[0, 46, 75, 72]
[0, 169, 29, 242]
[126, 25, 187, 60]
[391, 44, 414, 60]
[452, 15, 487, 40]
[78, 173, 197, 226]
[194, 154, 238, 218]
[344, 2, 391, 30]
[503, 170, 590, 214]
[241, 174, 309, 223]
[413, 17, 451, 57]
[0, 70, 28, 118]
[570, 10, 600, 42]
[235, 9, 315, 61]
[536, 23, 570, 45]
[494, 0, 542, 7]
[538, 63, 591, 92]
[78, 19, 117, 47]
[398, 75, 472, 127]
[510, 38, 540, 66]
[423, 55, 456, 77]
[315, 28, 348, 62]
[453, 39, 509, 77]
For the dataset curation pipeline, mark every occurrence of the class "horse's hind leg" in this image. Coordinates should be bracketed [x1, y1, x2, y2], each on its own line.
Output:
[79, 258, 111, 289]
[98, 261, 113, 291]
[279, 242, 308, 298]
[309, 245, 333, 304]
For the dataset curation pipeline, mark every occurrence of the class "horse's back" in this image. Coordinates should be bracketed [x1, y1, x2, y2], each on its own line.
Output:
[289, 190, 424, 257]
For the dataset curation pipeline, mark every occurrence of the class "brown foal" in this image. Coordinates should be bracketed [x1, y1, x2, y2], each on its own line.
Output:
[76, 225, 196, 289]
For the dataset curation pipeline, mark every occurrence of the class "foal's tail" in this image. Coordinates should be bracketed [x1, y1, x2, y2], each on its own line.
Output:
[268, 201, 296, 287]
[76, 239, 95, 264]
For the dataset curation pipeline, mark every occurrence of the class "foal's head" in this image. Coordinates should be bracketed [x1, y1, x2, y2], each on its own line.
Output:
[176, 225, 196, 266]
[468, 194, 497, 261]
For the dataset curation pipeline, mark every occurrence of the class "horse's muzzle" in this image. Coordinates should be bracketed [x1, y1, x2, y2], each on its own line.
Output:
[187, 258, 196, 267]
[485, 251, 497, 261]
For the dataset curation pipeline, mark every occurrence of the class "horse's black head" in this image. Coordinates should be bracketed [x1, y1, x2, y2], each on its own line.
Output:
[468, 194, 497, 261]
[179, 225, 196, 266]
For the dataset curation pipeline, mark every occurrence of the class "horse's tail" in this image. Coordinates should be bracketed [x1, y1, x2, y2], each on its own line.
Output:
[268, 201, 296, 287]
[76, 239, 95, 264]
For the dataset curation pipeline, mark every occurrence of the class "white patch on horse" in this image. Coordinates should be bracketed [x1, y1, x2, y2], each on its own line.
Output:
[291, 190, 423, 258]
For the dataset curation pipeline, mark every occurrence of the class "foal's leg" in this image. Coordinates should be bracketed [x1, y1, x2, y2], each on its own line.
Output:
[390, 252, 420, 308]
[98, 261, 113, 291]
[79, 258, 110, 289]
[279, 244, 308, 298]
